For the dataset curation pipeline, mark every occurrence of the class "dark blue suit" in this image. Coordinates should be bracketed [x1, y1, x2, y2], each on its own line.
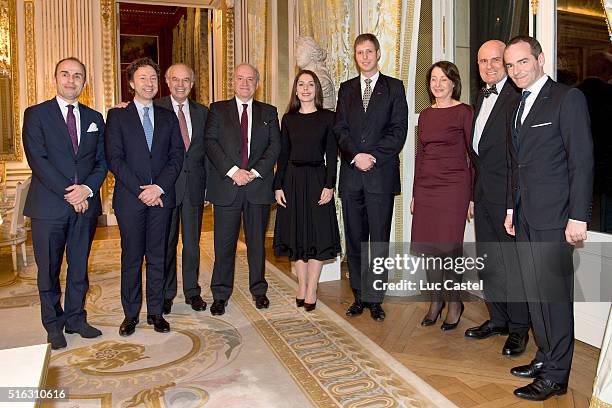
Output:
[105, 102, 184, 317]
[23, 97, 107, 335]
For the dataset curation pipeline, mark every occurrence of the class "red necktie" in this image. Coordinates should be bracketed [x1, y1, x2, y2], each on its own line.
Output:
[240, 103, 249, 169]
[177, 103, 190, 150]
[66, 104, 78, 154]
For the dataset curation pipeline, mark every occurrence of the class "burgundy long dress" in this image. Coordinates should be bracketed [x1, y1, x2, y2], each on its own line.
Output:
[411, 103, 474, 255]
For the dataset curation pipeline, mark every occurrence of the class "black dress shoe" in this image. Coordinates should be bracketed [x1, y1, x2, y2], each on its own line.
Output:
[253, 295, 270, 309]
[368, 303, 386, 321]
[162, 299, 173, 315]
[513, 378, 567, 401]
[441, 303, 465, 331]
[47, 332, 67, 350]
[119, 317, 139, 337]
[421, 302, 445, 326]
[296, 298, 305, 307]
[503, 332, 528, 356]
[346, 300, 365, 317]
[210, 299, 226, 316]
[186, 295, 207, 311]
[65, 322, 102, 338]
[147, 314, 170, 333]
[464, 320, 509, 339]
[511, 359, 544, 378]
[304, 301, 317, 312]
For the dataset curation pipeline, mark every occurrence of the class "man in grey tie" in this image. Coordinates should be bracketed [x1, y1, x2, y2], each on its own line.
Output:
[23, 57, 107, 350]
[105, 57, 184, 336]
[334, 33, 408, 321]
[154, 64, 209, 314]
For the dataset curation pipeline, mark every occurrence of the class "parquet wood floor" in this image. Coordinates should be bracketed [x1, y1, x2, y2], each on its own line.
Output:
[0, 205, 598, 407]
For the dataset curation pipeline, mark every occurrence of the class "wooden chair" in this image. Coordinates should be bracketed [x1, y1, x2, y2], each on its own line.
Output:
[0, 177, 30, 270]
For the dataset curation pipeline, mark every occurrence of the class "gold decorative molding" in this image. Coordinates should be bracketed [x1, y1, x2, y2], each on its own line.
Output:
[100, 0, 117, 216]
[531, 0, 539, 15]
[100, 0, 117, 113]
[0, 0, 23, 161]
[24, 0, 36, 107]
[224, 2, 235, 99]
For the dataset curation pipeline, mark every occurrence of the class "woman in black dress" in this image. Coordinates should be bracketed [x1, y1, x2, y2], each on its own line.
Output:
[273, 70, 341, 311]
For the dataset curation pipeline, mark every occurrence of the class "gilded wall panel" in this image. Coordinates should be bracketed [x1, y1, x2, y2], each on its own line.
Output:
[247, 0, 268, 101]
[298, 0, 357, 86]
[361, 0, 403, 77]
[24, 0, 36, 107]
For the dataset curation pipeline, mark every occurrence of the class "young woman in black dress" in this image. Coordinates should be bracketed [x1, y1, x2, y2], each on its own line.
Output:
[273, 70, 341, 311]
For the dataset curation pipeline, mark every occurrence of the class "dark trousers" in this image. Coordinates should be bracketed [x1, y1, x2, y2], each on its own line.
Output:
[32, 214, 97, 334]
[475, 200, 529, 334]
[210, 189, 269, 301]
[164, 196, 204, 300]
[116, 205, 171, 317]
[515, 208, 574, 384]
[341, 189, 394, 303]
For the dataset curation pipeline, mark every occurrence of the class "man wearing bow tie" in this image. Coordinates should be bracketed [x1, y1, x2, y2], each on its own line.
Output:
[333, 34, 408, 321]
[204, 63, 280, 316]
[464, 40, 530, 357]
[503, 36, 593, 401]
[23, 57, 107, 350]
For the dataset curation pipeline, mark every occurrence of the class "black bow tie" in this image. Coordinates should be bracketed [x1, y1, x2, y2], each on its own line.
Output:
[482, 84, 498, 98]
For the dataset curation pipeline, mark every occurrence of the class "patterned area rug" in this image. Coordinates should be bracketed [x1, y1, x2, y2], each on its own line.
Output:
[0, 235, 455, 408]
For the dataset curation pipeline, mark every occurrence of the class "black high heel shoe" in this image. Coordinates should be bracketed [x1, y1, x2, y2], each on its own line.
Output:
[441, 302, 465, 331]
[304, 301, 317, 312]
[296, 298, 305, 307]
[421, 302, 445, 326]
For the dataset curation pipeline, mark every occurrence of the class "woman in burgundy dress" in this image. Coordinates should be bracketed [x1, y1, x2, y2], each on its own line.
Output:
[411, 61, 473, 330]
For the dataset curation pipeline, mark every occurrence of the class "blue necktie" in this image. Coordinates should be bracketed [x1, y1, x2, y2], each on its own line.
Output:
[512, 91, 531, 150]
[143, 106, 153, 151]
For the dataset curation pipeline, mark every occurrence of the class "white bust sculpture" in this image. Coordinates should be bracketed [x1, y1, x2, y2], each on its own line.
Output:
[295, 37, 336, 110]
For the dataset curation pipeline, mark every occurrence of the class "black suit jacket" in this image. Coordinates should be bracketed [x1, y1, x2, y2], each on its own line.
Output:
[104, 102, 184, 212]
[471, 79, 520, 205]
[333, 73, 408, 196]
[155, 97, 209, 206]
[507, 78, 593, 230]
[23, 98, 107, 219]
[204, 98, 281, 205]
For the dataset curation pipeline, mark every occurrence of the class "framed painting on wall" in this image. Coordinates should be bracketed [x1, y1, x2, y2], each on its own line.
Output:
[120, 34, 159, 64]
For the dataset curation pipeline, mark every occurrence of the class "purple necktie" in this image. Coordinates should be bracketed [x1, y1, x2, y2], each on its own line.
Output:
[67, 104, 78, 154]
[240, 103, 249, 169]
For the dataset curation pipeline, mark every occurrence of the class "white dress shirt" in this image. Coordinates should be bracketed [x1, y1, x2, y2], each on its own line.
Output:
[473, 76, 508, 155]
[227, 97, 261, 179]
[170, 95, 192, 140]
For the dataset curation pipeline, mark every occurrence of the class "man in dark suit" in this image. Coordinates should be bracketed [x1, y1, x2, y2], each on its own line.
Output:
[503, 36, 593, 401]
[105, 57, 184, 336]
[333, 33, 408, 321]
[23, 57, 107, 350]
[156, 64, 209, 314]
[464, 40, 530, 356]
[204, 63, 281, 316]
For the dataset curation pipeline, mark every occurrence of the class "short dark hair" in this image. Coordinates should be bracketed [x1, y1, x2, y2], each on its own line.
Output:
[286, 70, 323, 114]
[126, 57, 160, 81]
[507, 35, 543, 59]
[354, 33, 380, 53]
[426, 61, 462, 103]
[54, 57, 87, 79]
